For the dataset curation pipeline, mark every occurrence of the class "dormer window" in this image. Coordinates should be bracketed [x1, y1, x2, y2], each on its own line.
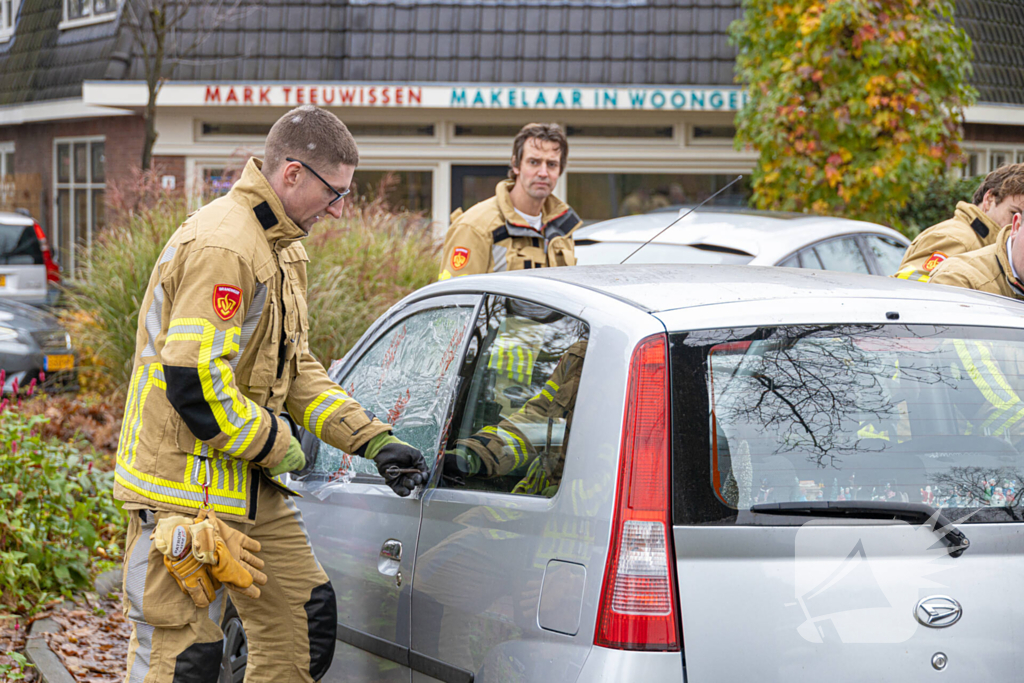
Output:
[61, 0, 118, 30]
[0, 0, 19, 43]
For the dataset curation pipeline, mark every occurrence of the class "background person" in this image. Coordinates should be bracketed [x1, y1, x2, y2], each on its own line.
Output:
[438, 123, 583, 279]
[895, 163, 1024, 280]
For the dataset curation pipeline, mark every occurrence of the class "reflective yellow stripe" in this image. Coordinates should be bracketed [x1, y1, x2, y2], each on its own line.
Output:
[895, 267, 931, 282]
[168, 317, 263, 456]
[954, 340, 1024, 436]
[302, 388, 348, 439]
[482, 425, 528, 468]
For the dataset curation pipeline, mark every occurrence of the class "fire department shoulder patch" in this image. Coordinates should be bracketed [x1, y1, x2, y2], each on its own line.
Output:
[213, 284, 242, 321]
[451, 247, 470, 270]
[923, 251, 947, 272]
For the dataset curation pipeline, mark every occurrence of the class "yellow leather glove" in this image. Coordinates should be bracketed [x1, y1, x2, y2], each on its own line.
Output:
[150, 515, 195, 559]
[193, 509, 268, 598]
[163, 553, 220, 608]
[208, 539, 266, 599]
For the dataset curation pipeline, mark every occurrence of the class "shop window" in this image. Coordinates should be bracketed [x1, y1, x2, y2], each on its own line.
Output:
[454, 124, 525, 138]
[566, 125, 672, 139]
[960, 150, 981, 179]
[199, 166, 243, 202]
[62, 0, 118, 28]
[991, 151, 1013, 172]
[347, 124, 434, 137]
[0, 0, 19, 41]
[567, 173, 751, 222]
[352, 170, 432, 213]
[690, 125, 737, 144]
[54, 139, 105, 278]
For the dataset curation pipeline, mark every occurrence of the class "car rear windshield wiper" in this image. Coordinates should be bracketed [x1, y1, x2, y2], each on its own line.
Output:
[749, 501, 970, 558]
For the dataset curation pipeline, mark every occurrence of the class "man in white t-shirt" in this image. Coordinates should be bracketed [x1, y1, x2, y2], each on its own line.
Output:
[438, 123, 583, 279]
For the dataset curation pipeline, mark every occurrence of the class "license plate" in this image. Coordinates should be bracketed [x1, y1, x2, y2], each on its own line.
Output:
[0, 275, 6, 287]
[44, 354, 74, 371]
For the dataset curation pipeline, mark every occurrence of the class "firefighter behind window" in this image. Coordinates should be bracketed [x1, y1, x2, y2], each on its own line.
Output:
[894, 163, 1024, 281]
[437, 123, 583, 280]
[443, 337, 588, 498]
[115, 105, 428, 683]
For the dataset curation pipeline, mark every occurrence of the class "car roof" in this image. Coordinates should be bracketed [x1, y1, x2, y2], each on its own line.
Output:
[574, 209, 908, 264]
[434, 264, 1024, 316]
[0, 211, 34, 227]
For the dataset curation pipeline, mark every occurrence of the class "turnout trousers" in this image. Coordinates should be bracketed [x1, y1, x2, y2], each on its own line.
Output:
[121, 482, 337, 683]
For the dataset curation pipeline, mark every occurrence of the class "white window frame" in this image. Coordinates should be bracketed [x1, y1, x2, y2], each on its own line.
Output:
[0, 141, 13, 176]
[960, 143, 1024, 177]
[53, 136, 105, 278]
[0, 141, 14, 209]
[0, 0, 19, 43]
[60, 0, 119, 31]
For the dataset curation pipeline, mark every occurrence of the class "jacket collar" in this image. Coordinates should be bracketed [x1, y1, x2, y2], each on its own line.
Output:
[993, 224, 1024, 296]
[227, 158, 307, 246]
[494, 179, 571, 229]
[954, 201, 1002, 240]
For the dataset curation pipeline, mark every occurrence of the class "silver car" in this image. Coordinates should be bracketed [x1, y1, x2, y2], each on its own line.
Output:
[0, 210, 51, 306]
[574, 207, 910, 276]
[225, 265, 1024, 682]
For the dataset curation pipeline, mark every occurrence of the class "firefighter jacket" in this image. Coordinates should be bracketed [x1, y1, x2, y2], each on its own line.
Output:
[456, 341, 587, 497]
[115, 158, 391, 523]
[438, 180, 582, 280]
[894, 202, 1002, 280]
[928, 224, 1024, 300]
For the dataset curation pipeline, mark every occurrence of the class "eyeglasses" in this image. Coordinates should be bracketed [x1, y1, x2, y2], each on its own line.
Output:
[285, 157, 351, 206]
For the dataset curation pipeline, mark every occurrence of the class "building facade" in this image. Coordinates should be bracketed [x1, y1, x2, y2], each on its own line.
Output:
[1, 0, 1023, 276]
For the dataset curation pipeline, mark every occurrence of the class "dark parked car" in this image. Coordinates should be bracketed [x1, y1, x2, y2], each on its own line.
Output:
[0, 297, 77, 394]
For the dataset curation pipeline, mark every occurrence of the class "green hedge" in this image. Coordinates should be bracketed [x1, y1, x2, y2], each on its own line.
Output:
[0, 410, 124, 612]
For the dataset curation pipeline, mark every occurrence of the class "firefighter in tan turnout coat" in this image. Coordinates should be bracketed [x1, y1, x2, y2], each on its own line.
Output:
[439, 123, 583, 279]
[116, 106, 428, 683]
[894, 163, 1024, 282]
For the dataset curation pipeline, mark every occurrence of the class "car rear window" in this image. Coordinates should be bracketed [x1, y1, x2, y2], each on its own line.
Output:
[670, 325, 1024, 525]
[0, 223, 43, 265]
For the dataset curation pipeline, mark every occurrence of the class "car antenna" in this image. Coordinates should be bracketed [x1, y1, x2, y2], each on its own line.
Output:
[619, 175, 744, 265]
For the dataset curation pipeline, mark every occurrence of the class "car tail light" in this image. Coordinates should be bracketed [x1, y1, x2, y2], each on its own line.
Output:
[595, 333, 681, 651]
[32, 221, 61, 284]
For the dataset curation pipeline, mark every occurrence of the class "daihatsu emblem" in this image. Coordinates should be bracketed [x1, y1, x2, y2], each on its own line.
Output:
[915, 596, 962, 628]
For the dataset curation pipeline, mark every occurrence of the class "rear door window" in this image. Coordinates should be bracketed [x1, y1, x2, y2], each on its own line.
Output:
[443, 296, 589, 497]
[671, 324, 1024, 524]
[864, 234, 907, 275]
[812, 236, 870, 274]
[0, 223, 43, 265]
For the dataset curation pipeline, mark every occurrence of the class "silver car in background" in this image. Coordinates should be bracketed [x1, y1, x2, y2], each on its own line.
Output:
[574, 207, 910, 276]
[218, 265, 1024, 683]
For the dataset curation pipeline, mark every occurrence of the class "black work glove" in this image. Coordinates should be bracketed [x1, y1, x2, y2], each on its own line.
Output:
[365, 433, 428, 496]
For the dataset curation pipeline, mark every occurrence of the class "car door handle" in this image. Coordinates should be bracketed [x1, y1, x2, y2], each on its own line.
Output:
[378, 539, 402, 577]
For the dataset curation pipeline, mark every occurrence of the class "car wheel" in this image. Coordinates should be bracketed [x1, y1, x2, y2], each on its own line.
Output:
[218, 599, 248, 683]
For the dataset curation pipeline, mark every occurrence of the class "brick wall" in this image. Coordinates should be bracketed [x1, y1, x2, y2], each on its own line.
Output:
[0, 114, 145, 241]
[154, 155, 186, 193]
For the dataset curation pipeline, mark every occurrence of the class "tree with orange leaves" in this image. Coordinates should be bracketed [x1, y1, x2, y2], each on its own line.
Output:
[730, 0, 976, 225]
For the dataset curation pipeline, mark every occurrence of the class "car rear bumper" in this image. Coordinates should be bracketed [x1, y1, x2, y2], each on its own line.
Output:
[574, 646, 685, 683]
